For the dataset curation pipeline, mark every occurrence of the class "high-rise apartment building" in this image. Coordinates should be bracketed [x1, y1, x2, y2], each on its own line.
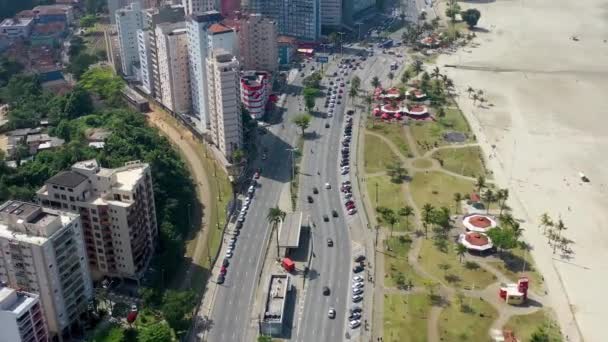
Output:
[108, 0, 129, 24]
[143, 5, 185, 100]
[36, 160, 157, 282]
[0, 201, 93, 340]
[182, 0, 215, 15]
[240, 71, 270, 119]
[220, 0, 240, 18]
[207, 49, 242, 159]
[238, 13, 278, 72]
[116, 2, 144, 77]
[320, 0, 342, 27]
[137, 29, 153, 94]
[244, 0, 320, 41]
[0, 286, 48, 342]
[156, 22, 191, 114]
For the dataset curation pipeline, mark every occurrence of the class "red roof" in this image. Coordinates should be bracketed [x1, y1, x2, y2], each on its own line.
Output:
[469, 216, 492, 228]
[208, 23, 233, 34]
[277, 35, 297, 44]
[465, 232, 490, 246]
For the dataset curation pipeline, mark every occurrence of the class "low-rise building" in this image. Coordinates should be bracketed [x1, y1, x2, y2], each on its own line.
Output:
[0, 286, 49, 342]
[0, 18, 34, 40]
[260, 274, 292, 337]
[277, 35, 296, 65]
[240, 71, 271, 120]
[33, 4, 74, 26]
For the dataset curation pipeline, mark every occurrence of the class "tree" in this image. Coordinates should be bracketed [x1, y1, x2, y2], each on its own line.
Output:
[79, 14, 98, 28]
[267, 207, 286, 259]
[231, 149, 245, 164]
[437, 107, 446, 118]
[371, 76, 381, 89]
[466, 86, 474, 98]
[387, 72, 394, 86]
[482, 188, 494, 213]
[386, 161, 408, 183]
[412, 59, 424, 74]
[432, 66, 441, 79]
[381, 208, 398, 238]
[400, 70, 410, 85]
[496, 188, 509, 215]
[445, 0, 461, 22]
[461, 9, 481, 28]
[67, 52, 99, 79]
[302, 87, 319, 111]
[138, 322, 173, 342]
[292, 113, 312, 135]
[539, 212, 553, 234]
[161, 290, 196, 332]
[475, 175, 485, 194]
[80, 66, 125, 105]
[351, 75, 361, 90]
[453, 192, 462, 214]
[433, 207, 451, 236]
[421, 203, 434, 238]
[456, 243, 467, 263]
[302, 72, 322, 88]
[487, 227, 517, 255]
[398, 206, 414, 231]
[552, 218, 567, 254]
[349, 86, 358, 102]
[529, 326, 551, 342]
[258, 336, 273, 342]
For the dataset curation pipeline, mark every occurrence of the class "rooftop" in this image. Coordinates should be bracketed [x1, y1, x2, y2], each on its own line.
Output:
[46, 170, 88, 188]
[0, 18, 34, 27]
[208, 23, 233, 35]
[278, 212, 303, 248]
[0, 286, 38, 314]
[465, 232, 490, 246]
[263, 274, 290, 322]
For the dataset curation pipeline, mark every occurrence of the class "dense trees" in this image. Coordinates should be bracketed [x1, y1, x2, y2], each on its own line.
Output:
[80, 66, 125, 105]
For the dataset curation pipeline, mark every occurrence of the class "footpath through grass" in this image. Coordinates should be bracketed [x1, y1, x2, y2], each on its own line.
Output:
[366, 174, 409, 231]
[418, 239, 497, 290]
[410, 171, 473, 210]
[366, 121, 411, 157]
[432, 146, 487, 178]
[438, 297, 498, 342]
[504, 309, 563, 342]
[384, 236, 427, 288]
[364, 133, 400, 174]
[384, 293, 431, 342]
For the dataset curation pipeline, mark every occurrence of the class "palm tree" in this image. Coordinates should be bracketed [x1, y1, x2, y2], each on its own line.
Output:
[432, 66, 441, 79]
[398, 205, 414, 231]
[553, 218, 567, 254]
[539, 212, 553, 234]
[477, 89, 484, 97]
[349, 86, 358, 103]
[496, 189, 509, 216]
[267, 207, 286, 259]
[453, 192, 462, 214]
[421, 203, 434, 238]
[475, 175, 485, 194]
[466, 86, 474, 98]
[412, 59, 423, 74]
[472, 93, 479, 105]
[483, 188, 494, 213]
[456, 243, 467, 263]
[500, 212, 516, 228]
[371, 76, 381, 89]
[400, 70, 410, 85]
[381, 208, 398, 238]
[445, 78, 454, 91]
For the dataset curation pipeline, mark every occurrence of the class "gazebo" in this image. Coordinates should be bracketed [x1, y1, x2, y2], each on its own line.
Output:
[459, 232, 493, 252]
[462, 214, 498, 233]
[405, 105, 429, 117]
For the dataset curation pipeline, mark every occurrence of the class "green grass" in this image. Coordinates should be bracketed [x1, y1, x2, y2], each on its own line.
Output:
[384, 293, 431, 342]
[486, 246, 545, 294]
[366, 174, 409, 231]
[410, 106, 471, 152]
[504, 309, 563, 342]
[432, 146, 486, 178]
[412, 158, 433, 169]
[384, 236, 428, 288]
[418, 239, 497, 290]
[366, 121, 411, 157]
[410, 171, 473, 210]
[364, 133, 400, 174]
[438, 297, 498, 342]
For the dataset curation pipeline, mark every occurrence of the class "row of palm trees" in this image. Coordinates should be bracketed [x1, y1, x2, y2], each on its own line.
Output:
[539, 213, 573, 255]
[466, 86, 487, 106]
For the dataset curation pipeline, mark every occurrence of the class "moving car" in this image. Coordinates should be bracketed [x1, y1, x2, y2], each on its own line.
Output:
[307, 196, 314, 203]
[332, 209, 339, 217]
[323, 215, 329, 222]
[313, 187, 319, 194]
[325, 182, 331, 189]
[323, 286, 331, 295]
[328, 308, 336, 319]
[327, 238, 334, 247]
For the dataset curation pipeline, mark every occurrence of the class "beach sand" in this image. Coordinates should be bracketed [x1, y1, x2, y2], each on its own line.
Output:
[436, 1, 608, 341]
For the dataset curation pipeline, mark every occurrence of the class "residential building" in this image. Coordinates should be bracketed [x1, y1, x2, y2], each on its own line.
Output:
[137, 29, 153, 93]
[238, 13, 278, 72]
[0, 200, 93, 340]
[0, 286, 48, 342]
[220, 0, 240, 18]
[144, 4, 185, 100]
[32, 4, 74, 26]
[277, 35, 296, 65]
[108, 0, 129, 24]
[116, 2, 144, 77]
[320, 0, 342, 28]
[245, 0, 320, 41]
[182, 0, 215, 15]
[240, 71, 270, 119]
[156, 22, 191, 114]
[207, 49, 242, 159]
[36, 160, 157, 282]
[0, 18, 34, 40]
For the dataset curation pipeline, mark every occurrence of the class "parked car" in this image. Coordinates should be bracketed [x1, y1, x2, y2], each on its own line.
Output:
[352, 294, 363, 303]
[349, 311, 361, 320]
[353, 275, 363, 283]
[349, 319, 361, 328]
[352, 281, 364, 289]
[352, 287, 364, 295]
[348, 208, 357, 215]
[353, 265, 364, 273]
[354, 255, 366, 263]
[217, 275, 225, 284]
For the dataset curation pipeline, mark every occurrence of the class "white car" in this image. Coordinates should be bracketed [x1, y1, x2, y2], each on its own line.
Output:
[348, 208, 357, 215]
[325, 183, 331, 189]
[329, 103, 335, 108]
[353, 287, 364, 295]
[352, 282, 364, 289]
[327, 113, 333, 118]
[349, 319, 361, 329]
[225, 250, 233, 258]
[353, 275, 364, 282]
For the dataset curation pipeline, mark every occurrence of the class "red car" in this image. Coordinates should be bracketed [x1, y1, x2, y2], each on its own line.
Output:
[346, 204, 356, 210]
[345, 200, 354, 206]
[220, 266, 227, 275]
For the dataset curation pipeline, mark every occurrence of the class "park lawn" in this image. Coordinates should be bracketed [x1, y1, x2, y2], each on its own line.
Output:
[410, 171, 474, 210]
[432, 146, 487, 178]
[438, 297, 498, 342]
[366, 174, 409, 231]
[504, 309, 563, 342]
[384, 293, 431, 342]
[410, 106, 471, 152]
[418, 239, 497, 290]
[364, 133, 400, 174]
[384, 236, 428, 288]
[412, 158, 433, 169]
[366, 121, 411, 157]
[486, 246, 545, 294]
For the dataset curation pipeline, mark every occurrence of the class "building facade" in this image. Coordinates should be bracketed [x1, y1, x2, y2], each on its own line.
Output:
[36, 160, 157, 282]
[238, 14, 278, 72]
[156, 22, 191, 114]
[0, 18, 34, 40]
[207, 49, 242, 158]
[220, 0, 240, 18]
[0, 286, 48, 342]
[108, 0, 128, 24]
[116, 2, 144, 77]
[137, 29, 153, 94]
[320, 0, 342, 28]
[240, 71, 270, 120]
[144, 5, 185, 100]
[0, 201, 93, 340]
[245, 0, 320, 41]
[181, 0, 215, 16]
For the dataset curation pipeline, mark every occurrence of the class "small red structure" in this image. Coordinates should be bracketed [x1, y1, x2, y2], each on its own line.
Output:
[499, 277, 529, 305]
[126, 311, 138, 324]
[282, 258, 295, 272]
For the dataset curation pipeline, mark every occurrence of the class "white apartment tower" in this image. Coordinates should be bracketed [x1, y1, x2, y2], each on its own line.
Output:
[156, 22, 191, 114]
[36, 160, 157, 282]
[0, 201, 93, 340]
[137, 29, 153, 94]
[116, 2, 144, 77]
[238, 13, 278, 72]
[182, 0, 215, 15]
[207, 49, 242, 159]
[187, 11, 237, 132]
[0, 286, 48, 342]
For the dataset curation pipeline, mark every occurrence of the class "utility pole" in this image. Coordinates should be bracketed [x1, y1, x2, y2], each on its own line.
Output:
[375, 182, 379, 205]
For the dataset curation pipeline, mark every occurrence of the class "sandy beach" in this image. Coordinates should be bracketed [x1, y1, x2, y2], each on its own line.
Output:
[437, 1, 608, 340]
